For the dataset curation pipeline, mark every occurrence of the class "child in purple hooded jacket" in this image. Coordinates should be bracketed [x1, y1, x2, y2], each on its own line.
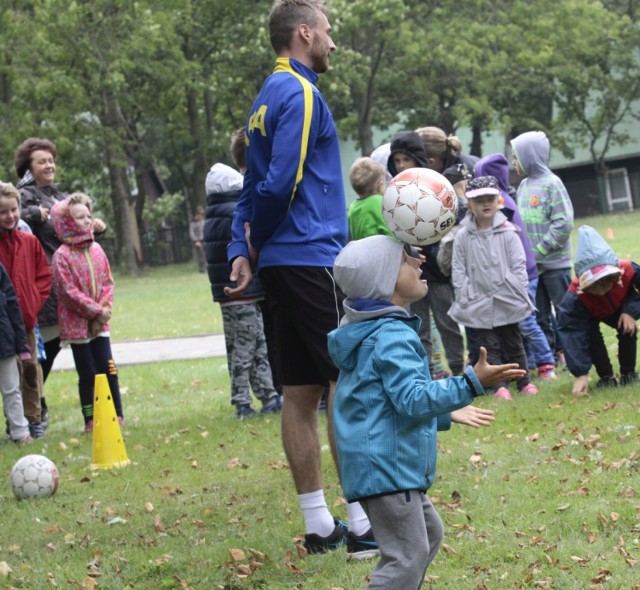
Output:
[51, 193, 124, 433]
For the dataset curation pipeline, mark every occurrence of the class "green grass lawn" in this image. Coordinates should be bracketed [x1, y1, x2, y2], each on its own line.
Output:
[0, 212, 638, 589]
[0, 362, 638, 589]
[110, 263, 222, 341]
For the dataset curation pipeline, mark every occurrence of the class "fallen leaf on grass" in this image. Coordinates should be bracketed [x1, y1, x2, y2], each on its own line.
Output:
[620, 486, 635, 497]
[591, 568, 610, 583]
[0, 561, 12, 576]
[556, 503, 571, 512]
[441, 543, 457, 555]
[152, 555, 173, 566]
[144, 503, 154, 512]
[81, 577, 97, 589]
[107, 517, 127, 525]
[248, 548, 266, 560]
[469, 452, 483, 466]
[154, 514, 166, 533]
[229, 548, 246, 562]
[47, 572, 57, 586]
[570, 555, 589, 565]
[286, 562, 303, 574]
[44, 525, 63, 535]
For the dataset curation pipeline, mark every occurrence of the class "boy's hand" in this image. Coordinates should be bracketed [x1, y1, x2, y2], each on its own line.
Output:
[473, 346, 526, 388]
[617, 312, 638, 336]
[451, 405, 495, 428]
[572, 375, 589, 396]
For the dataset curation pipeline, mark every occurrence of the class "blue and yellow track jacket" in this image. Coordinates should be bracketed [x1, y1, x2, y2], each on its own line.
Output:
[228, 58, 347, 270]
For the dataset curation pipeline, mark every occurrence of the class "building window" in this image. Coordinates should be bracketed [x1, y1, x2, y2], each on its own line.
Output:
[605, 168, 633, 212]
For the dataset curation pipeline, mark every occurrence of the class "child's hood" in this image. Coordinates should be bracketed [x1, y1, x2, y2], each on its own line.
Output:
[510, 131, 550, 178]
[328, 314, 418, 371]
[573, 225, 619, 277]
[205, 163, 243, 196]
[387, 131, 428, 177]
[50, 198, 93, 247]
[474, 154, 518, 220]
[474, 154, 510, 192]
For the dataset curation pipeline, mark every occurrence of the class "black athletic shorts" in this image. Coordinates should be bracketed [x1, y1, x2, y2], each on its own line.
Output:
[259, 266, 344, 386]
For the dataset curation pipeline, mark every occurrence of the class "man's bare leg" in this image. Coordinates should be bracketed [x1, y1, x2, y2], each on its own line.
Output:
[281, 383, 324, 493]
[282, 383, 340, 541]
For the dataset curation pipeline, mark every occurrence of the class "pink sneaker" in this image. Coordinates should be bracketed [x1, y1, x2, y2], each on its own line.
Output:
[494, 387, 512, 400]
[537, 364, 557, 380]
[520, 383, 539, 396]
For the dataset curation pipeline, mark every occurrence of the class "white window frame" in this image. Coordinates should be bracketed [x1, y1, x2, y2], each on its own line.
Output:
[605, 168, 633, 212]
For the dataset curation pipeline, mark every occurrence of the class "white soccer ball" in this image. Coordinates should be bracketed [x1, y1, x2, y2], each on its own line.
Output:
[383, 167, 458, 246]
[10, 454, 59, 500]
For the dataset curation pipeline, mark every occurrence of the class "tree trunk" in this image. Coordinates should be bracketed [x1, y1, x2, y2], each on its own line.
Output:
[101, 91, 140, 276]
[186, 86, 208, 212]
[470, 123, 483, 157]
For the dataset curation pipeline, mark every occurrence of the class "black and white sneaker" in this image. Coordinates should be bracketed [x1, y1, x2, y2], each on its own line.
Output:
[346, 528, 380, 561]
[303, 518, 348, 554]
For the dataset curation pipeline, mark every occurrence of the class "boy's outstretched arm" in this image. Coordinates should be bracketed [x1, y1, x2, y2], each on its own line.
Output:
[451, 405, 495, 428]
[473, 346, 526, 388]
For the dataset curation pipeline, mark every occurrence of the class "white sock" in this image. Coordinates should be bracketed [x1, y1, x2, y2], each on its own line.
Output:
[346, 501, 370, 536]
[298, 490, 335, 537]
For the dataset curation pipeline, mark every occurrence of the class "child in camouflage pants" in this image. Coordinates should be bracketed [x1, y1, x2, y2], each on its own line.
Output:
[203, 128, 281, 419]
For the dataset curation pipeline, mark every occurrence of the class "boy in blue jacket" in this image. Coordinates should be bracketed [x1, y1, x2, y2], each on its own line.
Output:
[328, 235, 524, 589]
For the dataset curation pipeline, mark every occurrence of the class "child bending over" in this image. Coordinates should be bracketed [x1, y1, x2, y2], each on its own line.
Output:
[328, 234, 524, 589]
[51, 193, 123, 432]
[558, 225, 640, 394]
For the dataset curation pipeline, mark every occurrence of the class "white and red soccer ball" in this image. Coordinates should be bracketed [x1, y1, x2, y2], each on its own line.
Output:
[10, 454, 59, 500]
[382, 167, 458, 246]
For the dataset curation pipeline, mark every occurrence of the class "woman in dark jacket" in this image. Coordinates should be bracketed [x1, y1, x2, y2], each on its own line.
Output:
[15, 137, 106, 422]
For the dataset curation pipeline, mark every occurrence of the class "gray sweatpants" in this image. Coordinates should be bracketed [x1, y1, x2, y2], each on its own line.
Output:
[361, 491, 444, 590]
[0, 356, 30, 440]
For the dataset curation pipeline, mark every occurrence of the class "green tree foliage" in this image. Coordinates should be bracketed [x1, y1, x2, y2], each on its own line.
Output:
[1, 0, 638, 269]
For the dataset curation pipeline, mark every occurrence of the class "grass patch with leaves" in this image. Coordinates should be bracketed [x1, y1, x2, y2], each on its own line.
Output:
[0, 362, 638, 589]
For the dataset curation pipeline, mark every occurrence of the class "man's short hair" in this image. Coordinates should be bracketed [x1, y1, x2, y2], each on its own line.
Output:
[230, 127, 247, 171]
[269, 0, 328, 53]
[349, 157, 387, 198]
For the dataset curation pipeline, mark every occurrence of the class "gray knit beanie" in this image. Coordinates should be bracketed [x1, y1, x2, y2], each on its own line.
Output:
[334, 235, 405, 301]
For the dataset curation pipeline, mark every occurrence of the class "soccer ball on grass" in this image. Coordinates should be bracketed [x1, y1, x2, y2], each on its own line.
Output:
[382, 167, 458, 246]
[10, 454, 59, 500]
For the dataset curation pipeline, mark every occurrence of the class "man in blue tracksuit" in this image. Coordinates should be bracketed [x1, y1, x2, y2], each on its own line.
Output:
[227, 0, 373, 557]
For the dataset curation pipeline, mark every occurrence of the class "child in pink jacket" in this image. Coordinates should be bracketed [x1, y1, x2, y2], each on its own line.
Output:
[51, 193, 123, 432]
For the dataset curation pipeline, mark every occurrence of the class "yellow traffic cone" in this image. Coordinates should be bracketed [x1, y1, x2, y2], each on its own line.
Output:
[90, 374, 130, 470]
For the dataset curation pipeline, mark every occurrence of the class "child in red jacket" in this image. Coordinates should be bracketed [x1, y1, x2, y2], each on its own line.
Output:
[0, 182, 51, 438]
[51, 193, 123, 433]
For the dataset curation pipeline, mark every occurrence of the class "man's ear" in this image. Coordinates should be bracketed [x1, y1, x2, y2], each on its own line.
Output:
[298, 23, 312, 44]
